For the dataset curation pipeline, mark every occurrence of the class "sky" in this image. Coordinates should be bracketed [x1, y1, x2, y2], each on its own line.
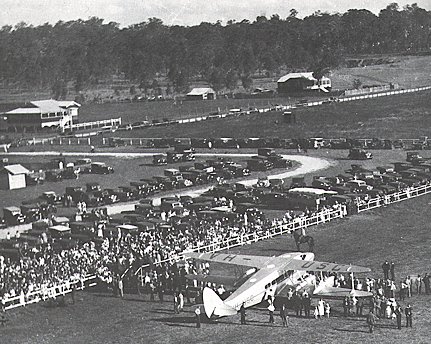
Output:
[1, 0, 430, 27]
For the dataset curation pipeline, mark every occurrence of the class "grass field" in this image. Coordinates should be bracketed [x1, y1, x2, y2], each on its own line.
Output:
[78, 96, 290, 124]
[332, 55, 431, 89]
[105, 89, 431, 140]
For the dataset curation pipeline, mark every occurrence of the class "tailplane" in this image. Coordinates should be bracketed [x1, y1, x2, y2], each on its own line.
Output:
[203, 287, 237, 318]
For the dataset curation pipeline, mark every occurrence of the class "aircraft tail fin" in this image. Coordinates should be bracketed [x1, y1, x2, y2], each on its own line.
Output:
[203, 287, 237, 318]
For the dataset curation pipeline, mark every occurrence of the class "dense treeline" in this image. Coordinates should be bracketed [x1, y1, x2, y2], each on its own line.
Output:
[0, 3, 430, 96]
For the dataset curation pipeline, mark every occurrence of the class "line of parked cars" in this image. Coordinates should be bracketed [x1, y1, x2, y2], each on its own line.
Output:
[107, 136, 431, 151]
[24, 158, 114, 186]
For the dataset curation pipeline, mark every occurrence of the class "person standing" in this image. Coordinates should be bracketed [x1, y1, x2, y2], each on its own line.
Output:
[405, 276, 412, 298]
[382, 261, 390, 280]
[195, 307, 201, 328]
[357, 298, 364, 316]
[71, 283, 76, 305]
[303, 294, 311, 318]
[324, 302, 331, 318]
[157, 283, 164, 303]
[118, 277, 124, 299]
[268, 296, 275, 324]
[367, 309, 378, 333]
[173, 293, 179, 313]
[415, 275, 422, 295]
[390, 262, 395, 281]
[178, 291, 184, 313]
[149, 281, 155, 301]
[424, 273, 430, 295]
[375, 297, 382, 317]
[280, 303, 288, 327]
[405, 304, 413, 328]
[400, 280, 407, 301]
[343, 296, 349, 317]
[394, 306, 402, 330]
[351, 296, 358, 316]
[240, 304, 246, 325]
[317, 298, 325, 319]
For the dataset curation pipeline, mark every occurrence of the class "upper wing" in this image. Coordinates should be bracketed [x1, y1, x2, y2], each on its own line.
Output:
[282, 259, 371, 274]
[186, 252, 270, 268]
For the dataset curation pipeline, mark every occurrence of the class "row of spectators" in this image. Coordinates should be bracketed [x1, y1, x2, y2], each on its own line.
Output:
[0, 182, 428, 306]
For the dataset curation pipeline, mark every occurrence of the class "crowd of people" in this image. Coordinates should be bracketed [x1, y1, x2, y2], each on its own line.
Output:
[0, 197, 349, 307]
[0, 242, 99, 302]
[0, 180, 429, 337]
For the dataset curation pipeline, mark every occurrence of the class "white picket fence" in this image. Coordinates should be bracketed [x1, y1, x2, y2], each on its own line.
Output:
[3, 182, 431, 311]
[2, 275, 97, 311]
[134, 206, 347, 276]
[357, 183, 431, 213]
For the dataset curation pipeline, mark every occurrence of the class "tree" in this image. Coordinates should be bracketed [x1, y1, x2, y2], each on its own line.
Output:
[353, 78, 362, 89]
[51, 79, 68, 100]
[289, 9, 299, 18]
[241, 74, 253, 90]
[225, 70, 238, 90]
[207, 67, 225, 92]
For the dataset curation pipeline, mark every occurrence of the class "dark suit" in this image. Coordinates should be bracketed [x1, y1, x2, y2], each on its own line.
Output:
[405, 306, 412, 327]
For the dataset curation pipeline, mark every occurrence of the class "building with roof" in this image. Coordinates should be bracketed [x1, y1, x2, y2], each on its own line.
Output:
[186, 88, 216, 100]
[277, 72, 331, 94]
[3, 99, 80, 130]
[0, 164, 29, 190]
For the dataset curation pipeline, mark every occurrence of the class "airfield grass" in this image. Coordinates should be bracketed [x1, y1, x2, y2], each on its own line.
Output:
[106, 89, 431, 140]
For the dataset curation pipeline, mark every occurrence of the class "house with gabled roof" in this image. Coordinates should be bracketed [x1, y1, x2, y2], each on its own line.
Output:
[3, 99, 80, 130]
[186, 87, 216, 100]
[277, 72, 331, 94]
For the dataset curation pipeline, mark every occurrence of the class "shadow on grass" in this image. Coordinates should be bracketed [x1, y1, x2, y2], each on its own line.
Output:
[334, 327, 369, 334]
[151, 315, 196, 325]
[258, 248, 299, 254]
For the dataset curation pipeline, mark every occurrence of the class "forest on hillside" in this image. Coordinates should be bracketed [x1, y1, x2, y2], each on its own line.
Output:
[0, 3, 430, 97]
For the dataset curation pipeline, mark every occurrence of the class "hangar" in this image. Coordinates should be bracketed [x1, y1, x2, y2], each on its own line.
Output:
[186, 87, 216, 100]
[277, 72, 331, 94]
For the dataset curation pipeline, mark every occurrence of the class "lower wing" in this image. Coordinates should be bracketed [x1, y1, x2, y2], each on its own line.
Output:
[186, 274, 237, 287]
[314, 286, 373, 298]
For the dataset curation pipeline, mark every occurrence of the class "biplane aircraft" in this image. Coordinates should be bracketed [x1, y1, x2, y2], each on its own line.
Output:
[186, 251, 373, 318]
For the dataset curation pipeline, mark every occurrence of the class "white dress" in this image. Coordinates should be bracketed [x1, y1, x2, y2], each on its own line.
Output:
[318, 300, 325, 317]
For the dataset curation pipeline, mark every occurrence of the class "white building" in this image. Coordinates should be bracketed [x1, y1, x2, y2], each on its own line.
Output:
[0, 164, 29, 190]
[186, 88, 216, 100]
[4, 99, 81, 130]
[277, 72, 331, 93]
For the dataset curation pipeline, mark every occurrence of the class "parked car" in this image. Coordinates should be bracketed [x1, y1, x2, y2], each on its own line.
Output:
[406, 152, 426, 165]
[3, 206, 26, 225]
[153, 154, 167, 165]
[45, 170, 63, 182]
[348, 148, 373, 160]
[90, 162, 114, 174]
